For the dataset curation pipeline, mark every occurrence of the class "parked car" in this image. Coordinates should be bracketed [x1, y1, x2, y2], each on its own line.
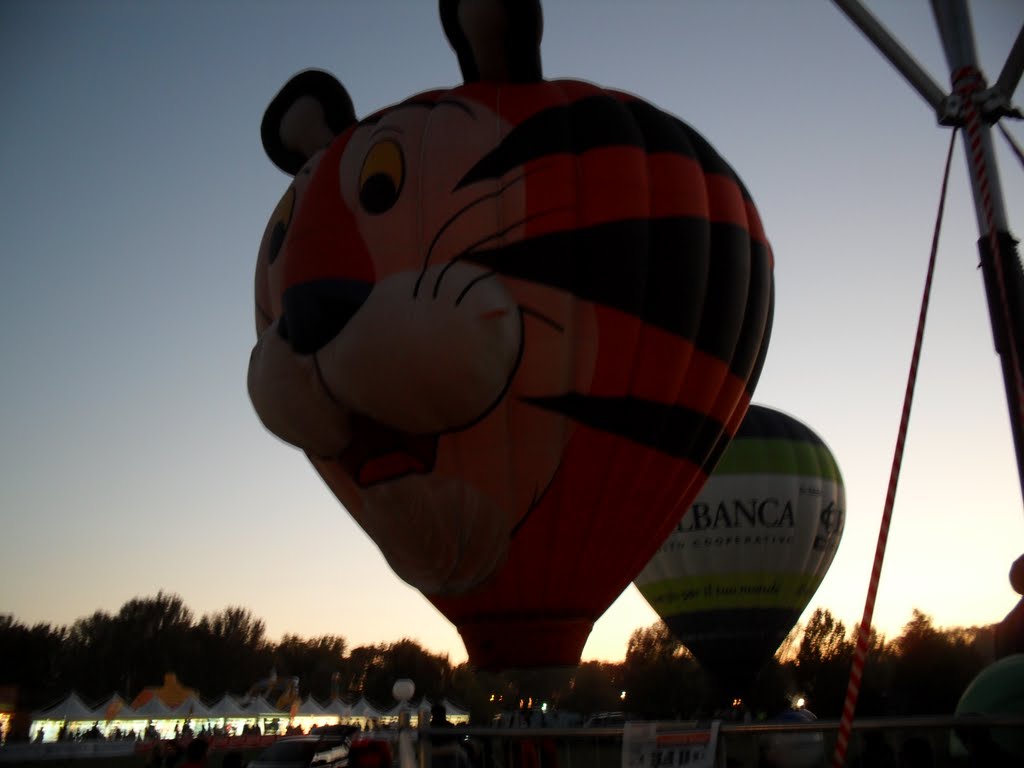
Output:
[248, 731, 353, 768]
[583, 712, 639, 728]
[759, 708, 824, 768]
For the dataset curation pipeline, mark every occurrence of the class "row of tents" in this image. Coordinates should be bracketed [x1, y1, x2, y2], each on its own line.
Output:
[29, 691, 469, 743]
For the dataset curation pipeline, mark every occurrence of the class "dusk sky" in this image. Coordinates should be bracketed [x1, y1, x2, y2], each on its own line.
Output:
[2, 0, 1023, 670]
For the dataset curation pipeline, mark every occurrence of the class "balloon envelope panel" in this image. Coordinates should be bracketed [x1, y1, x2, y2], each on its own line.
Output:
[635, 405, 844, 684]
[952, 653, 1024, 759]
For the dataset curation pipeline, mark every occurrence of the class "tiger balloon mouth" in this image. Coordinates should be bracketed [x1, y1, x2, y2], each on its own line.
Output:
[338, 413, 439, 487]
[248, 314, 440, 487]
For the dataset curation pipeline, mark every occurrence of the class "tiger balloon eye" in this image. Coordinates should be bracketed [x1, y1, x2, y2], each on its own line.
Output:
[248, 0, 774, 670]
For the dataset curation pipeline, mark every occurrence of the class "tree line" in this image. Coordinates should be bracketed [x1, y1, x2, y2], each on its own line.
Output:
[0, 592, 999, 737]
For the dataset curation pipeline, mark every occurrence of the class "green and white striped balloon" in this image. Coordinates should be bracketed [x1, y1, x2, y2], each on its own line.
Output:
[635, 404, 844, 691]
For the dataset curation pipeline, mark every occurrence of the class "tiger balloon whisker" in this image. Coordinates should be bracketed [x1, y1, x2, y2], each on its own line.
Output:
[414, 161, 567, 299]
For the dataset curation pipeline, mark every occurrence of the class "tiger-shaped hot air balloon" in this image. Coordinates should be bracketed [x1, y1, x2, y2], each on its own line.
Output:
[248, 0, 775, 670]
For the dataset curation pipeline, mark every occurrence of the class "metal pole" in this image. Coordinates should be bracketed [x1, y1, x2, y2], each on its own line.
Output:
[931, 0, 1009, 231]
[994, 24, 1024, 102]
[930, 0, 1024, 506]
[831, 0, 949, 116]
[833, 0, 1024, 500]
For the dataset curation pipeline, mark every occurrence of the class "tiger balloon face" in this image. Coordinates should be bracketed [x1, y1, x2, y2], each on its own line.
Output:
[249, 0, 773, 670]
[251, 84, 603, 593]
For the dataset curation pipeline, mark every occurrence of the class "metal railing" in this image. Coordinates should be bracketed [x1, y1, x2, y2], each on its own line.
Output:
[407, 714, 1024, 768]
[1, 714, 1020, 765]
[0, 739, 137, 763]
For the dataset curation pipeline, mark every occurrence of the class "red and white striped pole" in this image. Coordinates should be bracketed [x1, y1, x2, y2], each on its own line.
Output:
[954, 64, 1024, 469]
[933, 0, 1024, 506]
[829, 131, 958, 768]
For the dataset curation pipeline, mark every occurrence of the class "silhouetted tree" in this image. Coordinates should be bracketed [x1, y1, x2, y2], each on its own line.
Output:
[791, 608, 856, 715]
[3, 597, 1004, 728]
[620, 623, 710, 719]
[272, 634, 347, 702]
[379, 639, 450, 704]
[114, 592, 194, 697]
[0, 616, 66, 711]
[337, 644, 384, 701]
[62, 609, 121, 700]
[190, 606, 271, 697]
[745, 657, 797, 718]
[560, 661, 625, 717]
[56, 592, 197, 701]
[888, 609, 987, 715]
[447, 664, 500, 724]
[338, 639, 451, 706]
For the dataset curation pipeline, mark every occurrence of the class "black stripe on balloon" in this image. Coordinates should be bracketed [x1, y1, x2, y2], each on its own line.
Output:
[708, 236, 774, 390]
[743, 278, 775, 396]
[467, 218, 645, 316]
[515, 93, 774, 380]
[464, 218, 771, 370]
[662, 607, 800, 688]
[665, 607, 800, 647]
[456, 94, 649, 189]
[701, 429, 734, 475]
[454, 93, 758, 191]
[737, 404, 829, 447]
[522, 393, 725, 463]
[360, 97, 473, 126]
[621, 100, 730, 175]
[620, 97, 760, 210]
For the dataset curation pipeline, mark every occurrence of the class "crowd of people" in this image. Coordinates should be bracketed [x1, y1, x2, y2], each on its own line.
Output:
[34, 717, 268, 744]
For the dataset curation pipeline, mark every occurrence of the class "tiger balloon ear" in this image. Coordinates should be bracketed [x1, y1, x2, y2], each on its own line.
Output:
[440, 0, 543, 84]
[261, 69, 356, 176]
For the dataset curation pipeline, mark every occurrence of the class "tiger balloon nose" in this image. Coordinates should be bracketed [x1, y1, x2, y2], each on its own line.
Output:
[277, 278, 372, 355]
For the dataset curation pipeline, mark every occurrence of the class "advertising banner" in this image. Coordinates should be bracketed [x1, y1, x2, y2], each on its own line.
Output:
[622, 721, 720, 768]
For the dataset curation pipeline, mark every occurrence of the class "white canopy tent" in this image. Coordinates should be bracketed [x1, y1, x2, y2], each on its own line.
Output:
[33, 692, 95, 723]
[31, 692, 177, 742]
[381, 698, 470, 727]
[130, 697, 173, 719]
[30, 692, 97, 742]
[164, 695, 221, 736]
[206, 694, 245, 719]
[241, 695, 283, 719]
[291, 695, 341, 732]
[125, 697, 175, 739]
[347, 697, 385, 730]
[297, 696, 329, 717]
[238, 695, 288, 735]
[171, 695, 212, 720]
[200, 693, 266, 736]
[320, 698, 351, 719]
[28, 689, 467, 743]
[92, 693, 130, 722]
[428, 699, 470, 726]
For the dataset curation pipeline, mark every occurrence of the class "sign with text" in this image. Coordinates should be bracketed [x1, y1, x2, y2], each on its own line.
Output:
[622, 721, 720, 768]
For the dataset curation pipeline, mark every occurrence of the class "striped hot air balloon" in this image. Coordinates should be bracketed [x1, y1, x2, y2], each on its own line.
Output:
[247, 0, 774, 670]
[635, 405, 844, 689]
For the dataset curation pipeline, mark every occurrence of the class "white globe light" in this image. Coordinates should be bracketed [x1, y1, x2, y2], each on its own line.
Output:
[392, 679, 415, 702]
